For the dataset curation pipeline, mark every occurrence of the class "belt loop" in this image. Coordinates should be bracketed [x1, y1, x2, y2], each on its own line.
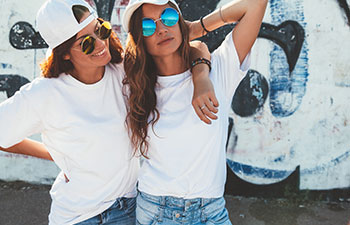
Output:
[157, 196, 165, 223]
[201, 198, 205, 207]
[118, 198, 124, 210]
[160, 196, 166, 206]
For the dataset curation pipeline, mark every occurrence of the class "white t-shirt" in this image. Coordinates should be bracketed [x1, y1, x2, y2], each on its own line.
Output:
[0, 63, 139, 225]
[138, 32, 251, 199]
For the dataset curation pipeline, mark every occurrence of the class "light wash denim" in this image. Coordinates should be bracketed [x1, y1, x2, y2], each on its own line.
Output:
[136, 191, 232, 225]
[76, 197, 136, 225]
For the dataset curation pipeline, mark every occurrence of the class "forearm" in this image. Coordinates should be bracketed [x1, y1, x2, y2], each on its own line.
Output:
[191, 0, 267, 39]
[0, 139, 53, 161]
[189, 40, 211, 79]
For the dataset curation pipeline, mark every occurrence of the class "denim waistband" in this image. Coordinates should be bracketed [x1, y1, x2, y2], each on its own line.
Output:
[139, 191, 220, 211]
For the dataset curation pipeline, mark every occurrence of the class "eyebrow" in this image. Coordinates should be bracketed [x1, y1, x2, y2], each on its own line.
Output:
[75, 20, 99, 42]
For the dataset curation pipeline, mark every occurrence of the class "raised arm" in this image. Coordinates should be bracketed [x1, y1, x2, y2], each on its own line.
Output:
[0, 139, 52, 161]
[189, 0, 268, 63]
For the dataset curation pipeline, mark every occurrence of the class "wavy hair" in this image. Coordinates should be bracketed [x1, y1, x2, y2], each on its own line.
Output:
[123, 2, 191, 157]
[40, 5, 123, 78]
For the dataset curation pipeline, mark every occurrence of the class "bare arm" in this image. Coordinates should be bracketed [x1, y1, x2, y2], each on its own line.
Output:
[189, 0, 268, 63]
[0, 139, 53, 161]
[189, 41, 218, 124]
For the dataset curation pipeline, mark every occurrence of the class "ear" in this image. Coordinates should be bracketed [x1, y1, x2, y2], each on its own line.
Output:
[63, 53, 71, 60]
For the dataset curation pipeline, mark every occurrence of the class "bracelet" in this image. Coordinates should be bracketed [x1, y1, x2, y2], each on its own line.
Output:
[200, 16, 210, 34]
[191, 57, 211, 72]
[219, 7, 227, 24]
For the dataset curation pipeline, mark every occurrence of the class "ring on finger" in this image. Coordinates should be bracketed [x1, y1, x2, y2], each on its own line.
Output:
[200, 105, 206, 110]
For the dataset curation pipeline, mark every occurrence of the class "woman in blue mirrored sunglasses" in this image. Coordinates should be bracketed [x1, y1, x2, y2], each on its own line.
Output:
[123, 0, 267, 224]
[142, 7, 179, 36]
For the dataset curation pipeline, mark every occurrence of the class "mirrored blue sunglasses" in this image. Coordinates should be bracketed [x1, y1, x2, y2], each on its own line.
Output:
[142, 8, 179, 37]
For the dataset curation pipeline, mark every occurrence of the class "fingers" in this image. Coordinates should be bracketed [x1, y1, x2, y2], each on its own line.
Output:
[193, 104, 212, 124]
[204, 97, 218, 114]
[201, 105, 218, 121]
[192, 91, 220, 124]
[208, 92, 219, 108]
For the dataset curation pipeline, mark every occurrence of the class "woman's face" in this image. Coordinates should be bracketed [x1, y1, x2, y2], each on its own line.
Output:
[65, 12, 111, 71]
[142, 3, 183, 58]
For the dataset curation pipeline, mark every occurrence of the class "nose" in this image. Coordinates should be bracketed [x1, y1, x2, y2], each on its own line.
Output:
[155, 20, 168, 36]
[95, 35, 107, 47]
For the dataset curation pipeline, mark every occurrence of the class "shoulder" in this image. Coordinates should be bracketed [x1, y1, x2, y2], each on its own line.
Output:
[17, 76, 57, 102]
[106, 62, 126, 80]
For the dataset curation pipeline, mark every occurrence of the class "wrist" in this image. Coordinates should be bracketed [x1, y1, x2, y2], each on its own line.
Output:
[191, 57, 211, 72]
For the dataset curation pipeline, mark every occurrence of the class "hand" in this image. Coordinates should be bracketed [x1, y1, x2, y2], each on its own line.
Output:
[186, 20, 203, 41]
[192, 75, 219, 124]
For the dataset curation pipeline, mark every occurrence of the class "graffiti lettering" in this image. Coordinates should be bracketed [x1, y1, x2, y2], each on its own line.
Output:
[232, 70, 269, 117]
[9, 22, 48, 50]
[0, 75, 30, 98]
[337, 0, 350, 26]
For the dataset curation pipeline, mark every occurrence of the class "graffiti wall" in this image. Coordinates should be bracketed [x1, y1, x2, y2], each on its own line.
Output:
[0, 0, 349, 190]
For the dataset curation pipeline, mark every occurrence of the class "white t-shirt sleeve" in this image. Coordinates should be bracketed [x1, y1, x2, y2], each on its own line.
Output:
[0, 79, 45, 148]
[211, 31, 251, 100]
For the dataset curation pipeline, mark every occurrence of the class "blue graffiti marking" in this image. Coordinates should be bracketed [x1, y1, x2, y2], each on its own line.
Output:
[301, 151, 350, 175]
[228, 151, 350, 182]
[1, 63, 13, 70]
[269, 0, 309, 118]
[227, 159, 292, 180]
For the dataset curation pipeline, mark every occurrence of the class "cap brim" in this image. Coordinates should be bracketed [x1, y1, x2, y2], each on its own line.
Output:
[122, 0, 180, 33]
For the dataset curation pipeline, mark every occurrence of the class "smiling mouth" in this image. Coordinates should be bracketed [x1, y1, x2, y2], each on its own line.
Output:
[158, 38, 174, 45]
[92, 48, 106, 57]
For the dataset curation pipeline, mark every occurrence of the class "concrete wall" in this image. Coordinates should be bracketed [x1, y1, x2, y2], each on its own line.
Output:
[1, 0, 349, 190]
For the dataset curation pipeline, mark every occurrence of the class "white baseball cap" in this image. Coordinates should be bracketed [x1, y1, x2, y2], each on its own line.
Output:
[122, 0, 180, 33]
[36, 0, 97, 49]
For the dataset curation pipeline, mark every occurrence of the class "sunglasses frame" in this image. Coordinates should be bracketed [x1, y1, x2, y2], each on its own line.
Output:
[79, 18, 112, 55]
[142, 7, 180, 37]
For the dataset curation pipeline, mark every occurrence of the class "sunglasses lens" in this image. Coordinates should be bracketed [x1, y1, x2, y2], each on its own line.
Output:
[161, 8, 179, 27]
[81, 36, 95, 55]
[98, 21, 112, 39]
[142, 18, 156, 37]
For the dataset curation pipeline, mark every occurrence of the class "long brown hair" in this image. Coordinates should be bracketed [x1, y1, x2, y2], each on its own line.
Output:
[123, 2, 191, 157]
[40, 5, 123, 78]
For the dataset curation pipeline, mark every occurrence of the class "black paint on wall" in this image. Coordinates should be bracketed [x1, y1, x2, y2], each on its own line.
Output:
[0, 75, 30, 98]
[259, 21, 305, 72]
[337, 0, 350, 26]
[93, 0, 116, 21]
[9, 22, 48, 50]
[231, 70, 269, 117]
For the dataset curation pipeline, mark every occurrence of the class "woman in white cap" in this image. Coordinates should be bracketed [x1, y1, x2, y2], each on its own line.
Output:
[0, 0, 215, 224]
[122, 0, 267, 224]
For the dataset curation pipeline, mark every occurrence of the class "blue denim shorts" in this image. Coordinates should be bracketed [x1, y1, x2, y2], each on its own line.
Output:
[76, 197, 136, 225]
[136, 191, 232, 225]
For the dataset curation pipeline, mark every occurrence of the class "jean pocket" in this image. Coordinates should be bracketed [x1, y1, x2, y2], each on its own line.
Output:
[136, 195, 160, 225]
[136, 205, 158, 225]
[206, 207, 231, 225]
[203, 198, 232, 225]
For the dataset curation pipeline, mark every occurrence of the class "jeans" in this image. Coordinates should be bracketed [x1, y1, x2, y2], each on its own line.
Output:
[76, 197, 136, 225]
[136, 191, 232, 225]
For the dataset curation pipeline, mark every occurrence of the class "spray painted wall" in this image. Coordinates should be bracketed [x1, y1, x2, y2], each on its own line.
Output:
[0, 0, 349, 189]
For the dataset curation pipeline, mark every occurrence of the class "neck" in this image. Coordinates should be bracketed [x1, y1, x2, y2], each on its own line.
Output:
[69, 66, 105, 84]
[153, 52, 187, 76]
